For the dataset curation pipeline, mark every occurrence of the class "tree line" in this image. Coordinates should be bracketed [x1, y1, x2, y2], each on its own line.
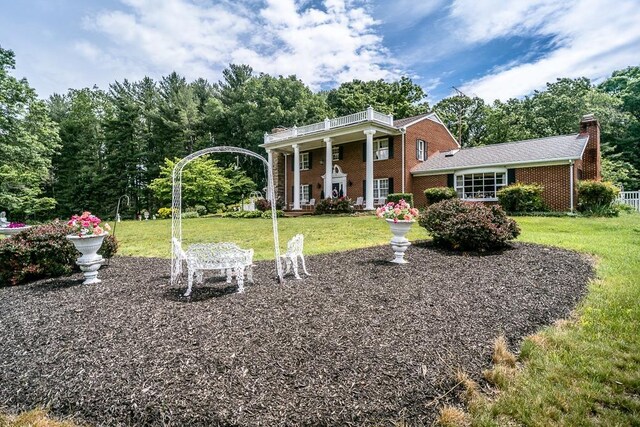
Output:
[1, 45, 638, 220]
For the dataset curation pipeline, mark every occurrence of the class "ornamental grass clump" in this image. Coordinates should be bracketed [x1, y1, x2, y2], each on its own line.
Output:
[419, 199, 520, 251]
[376, 199, 419, 222]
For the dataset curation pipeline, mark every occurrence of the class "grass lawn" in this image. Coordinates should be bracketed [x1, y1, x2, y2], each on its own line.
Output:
[468, 213, 640, 426]
[3, 213, 639, 425]
[113, 214, 430, 259]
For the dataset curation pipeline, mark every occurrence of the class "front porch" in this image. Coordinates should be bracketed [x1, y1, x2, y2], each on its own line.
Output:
[261, 107, 400, 211]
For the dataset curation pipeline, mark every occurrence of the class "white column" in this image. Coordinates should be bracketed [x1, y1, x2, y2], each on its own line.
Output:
[266, 150, 274, 201]
[364, 129, 376, 210]
[293, 144, 301, 210]
[324, 138, 333, 199]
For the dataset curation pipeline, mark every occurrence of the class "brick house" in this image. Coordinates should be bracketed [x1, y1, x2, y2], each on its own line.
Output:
[260, 108, 601, 211]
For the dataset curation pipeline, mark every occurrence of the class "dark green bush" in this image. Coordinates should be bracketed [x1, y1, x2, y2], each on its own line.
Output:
[497, 183, 546, 213]
[578, 180, 620, 216]
[193, 205, 207, 216]
[0, 221, 118, 286]
[419, 199, 520, 251]
[314, 197, 354, 215]
[387, 193, 414, 206]
[424, 187, 457, 205]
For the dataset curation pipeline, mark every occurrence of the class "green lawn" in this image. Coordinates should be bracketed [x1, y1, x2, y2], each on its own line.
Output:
[105, 213, 640, 424]
[113, 214, 430, 259]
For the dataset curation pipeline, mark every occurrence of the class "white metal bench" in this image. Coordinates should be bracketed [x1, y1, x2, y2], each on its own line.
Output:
[173, 239, 254, 296]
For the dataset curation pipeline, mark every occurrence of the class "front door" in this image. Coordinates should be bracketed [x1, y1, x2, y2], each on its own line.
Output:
[332, 182, 343, 198]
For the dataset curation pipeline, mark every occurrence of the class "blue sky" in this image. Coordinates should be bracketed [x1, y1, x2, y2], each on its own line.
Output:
[2, 0, 639, 104]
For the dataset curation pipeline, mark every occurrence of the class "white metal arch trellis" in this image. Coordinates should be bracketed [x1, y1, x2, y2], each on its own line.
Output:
[171, 146, 283, 285]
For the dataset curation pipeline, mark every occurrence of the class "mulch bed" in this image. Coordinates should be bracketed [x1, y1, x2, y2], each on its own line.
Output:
[0, 242, 592, 426]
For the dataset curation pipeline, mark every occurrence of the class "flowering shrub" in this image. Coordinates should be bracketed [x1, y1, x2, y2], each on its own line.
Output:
[314, 197, 354, 215]
[419, 199, 520, 251]
[67, 211, 110, 236]
[8, 222, 27, 228]
[376, 199, 419, 222]
[0, 221, 119, 286]
[387, 193, 414, 207]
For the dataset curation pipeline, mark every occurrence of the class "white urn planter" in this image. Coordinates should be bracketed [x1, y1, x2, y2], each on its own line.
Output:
[385, 219, 414, 264]
[0, 226, 31, 237]
[66, 233, 107, 284]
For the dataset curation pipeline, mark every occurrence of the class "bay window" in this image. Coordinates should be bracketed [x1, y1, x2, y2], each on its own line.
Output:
[455, 171, 506, 200]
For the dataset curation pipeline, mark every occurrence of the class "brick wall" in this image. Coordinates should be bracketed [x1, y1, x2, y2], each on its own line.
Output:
[281, 116, 458, 203]
[411, 175, 448, 207]
[516, 165, 572, 211]
[405, 117, 459, 193]
[580, 116, 601, 180]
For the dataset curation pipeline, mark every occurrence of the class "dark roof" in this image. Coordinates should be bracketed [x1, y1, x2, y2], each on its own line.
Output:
[393, 112, 432, 128]
[411, 133, 589, 174]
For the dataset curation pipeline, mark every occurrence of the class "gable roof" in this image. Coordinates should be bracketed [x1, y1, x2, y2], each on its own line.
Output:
[411, 133, 589, 174]
[393, 112, 432, 128]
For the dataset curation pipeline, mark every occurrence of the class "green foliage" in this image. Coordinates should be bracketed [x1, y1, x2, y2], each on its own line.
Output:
[497, 183, 546, 213]
[326, 77, 429, 118]
[149, 156, 232, 212]
[423, 187, 457, 205]
[157, 207, 172, 219]
[419, 199, 520, 251]
[193, 205, 207, 216]
[387, 193, 414, 206]
[98, 234, 119, 259]
[261, 210, 284, 219]
[220, 165, 257, 205]
[181, 211, 199, 219]
[224, 210, 262, 218]
[314, 197, 354, 215]
[434, 95, 488, 146]
[0, 47, 60, 220]
[577, 180, 621, 216]
[601, 156, 640, 190]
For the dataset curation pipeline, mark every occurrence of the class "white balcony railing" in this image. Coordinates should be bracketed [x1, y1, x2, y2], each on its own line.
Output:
[264, 107, 393, 144]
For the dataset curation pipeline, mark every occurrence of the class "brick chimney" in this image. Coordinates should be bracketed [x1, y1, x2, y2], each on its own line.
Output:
[579, 114, 601, 180]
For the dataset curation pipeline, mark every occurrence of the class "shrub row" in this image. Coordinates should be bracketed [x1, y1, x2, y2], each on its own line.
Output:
[0, 221, 118, 286]
[223, 210, 284, 219]
[578, 180, 620, 216]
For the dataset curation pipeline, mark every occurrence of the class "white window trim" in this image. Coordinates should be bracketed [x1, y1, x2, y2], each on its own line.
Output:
[374, 138, 389, 161]
[300, 152, 310, 170]
[373, 178, 389, 200]
[454, 170, 507, 202]
[300, 184, 310, 203]
[417, 139, 426, 161]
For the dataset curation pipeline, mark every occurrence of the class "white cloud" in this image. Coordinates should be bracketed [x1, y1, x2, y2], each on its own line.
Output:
[455, 0, 640, 101]
[80, 0, 398, 89]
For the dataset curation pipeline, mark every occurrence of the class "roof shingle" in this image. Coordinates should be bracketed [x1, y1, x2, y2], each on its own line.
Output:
[411, 133, 589, 174]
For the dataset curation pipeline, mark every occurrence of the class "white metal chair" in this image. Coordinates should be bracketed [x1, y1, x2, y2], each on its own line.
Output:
[306, 198, 316, 210]
[281, 234, 310, 279]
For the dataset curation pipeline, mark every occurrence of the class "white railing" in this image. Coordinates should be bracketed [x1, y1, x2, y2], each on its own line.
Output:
[619, 191, 640, 211]
[265, 107, 394, 143]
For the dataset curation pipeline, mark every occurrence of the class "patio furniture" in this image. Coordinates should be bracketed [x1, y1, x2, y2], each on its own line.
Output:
[304, 198, 316, 211]
[353, 196, 364, 210]
[173, 238, 254, 296]
[281, 234, 310, 279]
[375, 197, 387, 207]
